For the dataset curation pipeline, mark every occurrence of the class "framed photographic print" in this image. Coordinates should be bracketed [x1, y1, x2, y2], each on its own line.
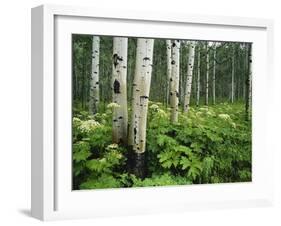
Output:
[31, 4, 274, 221]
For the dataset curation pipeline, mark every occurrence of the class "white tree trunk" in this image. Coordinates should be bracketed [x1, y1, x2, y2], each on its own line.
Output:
[112, 38, 128, 144]
[89, 36, 100, 114]
[170, 40, 181, 123]
[205, 43, 209, 106]
[166, 40, 172, 106]
[183, 41, 196, 113]
[129, 38, 154, 154]
[196, 46, 200, 107]
[231, 45, 235, 103]
[212, 45, 216, 104]
[246, 44, 252, 119]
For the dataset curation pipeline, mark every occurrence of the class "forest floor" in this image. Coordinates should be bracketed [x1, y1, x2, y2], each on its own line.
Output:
[72, 102, 251, 189]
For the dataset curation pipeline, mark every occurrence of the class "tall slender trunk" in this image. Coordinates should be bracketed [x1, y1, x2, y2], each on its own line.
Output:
[183, 41, 196, 113]
[112, 38, 128, 144]
[170, 40, 181, 123]
[205, 43, 209, 106]
[245, 44, 252, 120]
[81, 47, 86, 108]
[166, 40, 172, 106]
[196, 46, 201, 107]
[129, 38, 154, 178]
[89, 36, 100, 114]
[212, 45, 216, 104]
[231, 45, 235, 103]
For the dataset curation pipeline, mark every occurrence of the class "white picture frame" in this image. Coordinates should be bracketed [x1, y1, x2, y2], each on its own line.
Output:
[31, 4, 274, 221]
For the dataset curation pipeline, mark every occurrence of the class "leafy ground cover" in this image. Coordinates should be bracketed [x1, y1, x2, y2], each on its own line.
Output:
[72, 102, 251, 189]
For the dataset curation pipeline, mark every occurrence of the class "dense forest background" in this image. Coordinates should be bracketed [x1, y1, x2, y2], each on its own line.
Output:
[73, 36, 250, 110]
[72, 35, 252, 190]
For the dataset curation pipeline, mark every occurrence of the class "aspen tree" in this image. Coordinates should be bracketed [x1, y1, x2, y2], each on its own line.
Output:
[245, 43, 252, 120]
[129, 38, 154, 178]
[170, 40, 181, 123]
[196, 45, 201, 107]
[112, 38, 128, 144]
[183, 41, 196, 113]
[166, 40, 172, 106]
[205, 43, 209, 106]
[231, 44, 235, 103]
[212, 44, 217, 104]
[89, 36, 100, 114]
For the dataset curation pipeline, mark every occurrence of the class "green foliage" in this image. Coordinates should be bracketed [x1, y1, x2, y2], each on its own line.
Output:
[73, 102, 252, 189]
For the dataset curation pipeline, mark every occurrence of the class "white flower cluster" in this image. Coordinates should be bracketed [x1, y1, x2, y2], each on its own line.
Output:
[107, 143, 118, 149]
[218, 113, 231, 121]
[79, 119, 101, 133]
[157, 108, 167, 118]
[107, 102, 121, 109]
[149, 104, 159, 110]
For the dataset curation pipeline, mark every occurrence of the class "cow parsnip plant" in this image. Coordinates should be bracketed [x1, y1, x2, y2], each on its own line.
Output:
[72, 102, 251, 189]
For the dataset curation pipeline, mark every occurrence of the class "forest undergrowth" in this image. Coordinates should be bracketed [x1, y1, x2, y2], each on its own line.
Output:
[72, 101, 251, 189]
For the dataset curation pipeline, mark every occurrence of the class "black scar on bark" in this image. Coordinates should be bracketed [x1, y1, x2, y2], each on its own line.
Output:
[170, 78, 173, 82]
[118, 116, 123, 119]
[113, 119, 118, 122]
[94, 71, 97, 74]
[96, 82, 99, 84]
[133, 127, 137, 143]
[113, 79, 121, 94]
[113, 54, 124, 68]
[170, 92, 173, 96]
[143, 57, 150, 61]
[140, 96, 149, 99]
[171, 60, 176, 65]
[113, 54, 119, 68]
[132, 83, 137, 86]
[176, 92, 179, 97]
[172, 42, 176, 47]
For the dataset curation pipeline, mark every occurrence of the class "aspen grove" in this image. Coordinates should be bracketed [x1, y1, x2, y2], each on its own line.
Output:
[72, 35, 252, 189]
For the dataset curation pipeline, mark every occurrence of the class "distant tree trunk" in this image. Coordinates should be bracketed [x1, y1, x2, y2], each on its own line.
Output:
[183, 41, 195, 113]
[81, 46, 86, 108]
[212, 44, 216, 104]
[205, 43, 209, 106]
[243, 44, 248, 101]
[89, 36, 100, 114]
[170, 40, 181, 123]
[112, 38, 128, 144]
[231, 45, 235, 103]
[166, 40, 172, 106]
[129, 38, 154, 178]
[245, 44, 252, 120]
[196, 46, 201, 107]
